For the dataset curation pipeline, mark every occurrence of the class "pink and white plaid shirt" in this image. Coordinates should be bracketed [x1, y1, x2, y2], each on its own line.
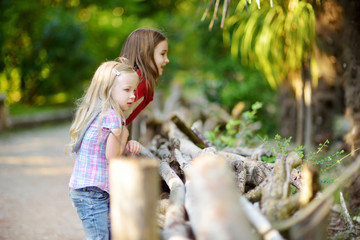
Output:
[69, 109, 122, 193]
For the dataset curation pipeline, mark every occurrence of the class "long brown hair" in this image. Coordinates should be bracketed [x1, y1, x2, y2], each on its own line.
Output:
[120, 28, 167, 97]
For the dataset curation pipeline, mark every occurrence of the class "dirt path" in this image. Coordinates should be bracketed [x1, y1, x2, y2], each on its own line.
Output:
[0, 123, 85, 240]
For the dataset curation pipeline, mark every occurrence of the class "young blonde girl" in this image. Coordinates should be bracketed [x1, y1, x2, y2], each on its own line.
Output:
[68, 59, 141, 239]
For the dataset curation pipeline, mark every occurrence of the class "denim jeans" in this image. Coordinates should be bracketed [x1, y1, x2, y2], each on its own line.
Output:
[69, 187, 111, 240]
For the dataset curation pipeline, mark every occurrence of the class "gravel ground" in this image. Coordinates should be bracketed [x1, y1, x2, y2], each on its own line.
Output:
[0, 123, 85, 240]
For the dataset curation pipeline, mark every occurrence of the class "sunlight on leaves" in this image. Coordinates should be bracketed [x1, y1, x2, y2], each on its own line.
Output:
[224, 0, 316, 89]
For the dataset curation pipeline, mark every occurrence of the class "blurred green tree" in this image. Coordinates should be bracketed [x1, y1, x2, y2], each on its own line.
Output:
[200, 0, 317, 147]
[0, 0, 277, 135]
[1, 0, 93, 104]
[163, 1, 277, 134]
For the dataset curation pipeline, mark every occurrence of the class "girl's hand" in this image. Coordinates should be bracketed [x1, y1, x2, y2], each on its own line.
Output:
[126, 140, 142, 155]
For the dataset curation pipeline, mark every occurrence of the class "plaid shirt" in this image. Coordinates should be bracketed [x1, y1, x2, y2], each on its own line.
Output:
[69, 109, 122, 193]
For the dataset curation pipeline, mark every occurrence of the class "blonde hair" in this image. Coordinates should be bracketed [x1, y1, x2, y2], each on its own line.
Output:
[67, 59, 136, 153]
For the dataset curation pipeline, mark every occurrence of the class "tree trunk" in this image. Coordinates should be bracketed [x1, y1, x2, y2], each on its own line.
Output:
[338, 0, 360, 215]
[278, 82, 297, 139]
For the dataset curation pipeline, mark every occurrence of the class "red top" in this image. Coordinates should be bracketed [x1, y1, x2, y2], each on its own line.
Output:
[125, 71, 154, 125]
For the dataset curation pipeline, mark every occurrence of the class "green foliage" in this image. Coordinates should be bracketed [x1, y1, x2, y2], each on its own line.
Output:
[0, 0, 173, 106]
[1, 0, 279, 136]
[205, 101, 263, 148]
[1, 0, 94, 104]
[305, 140, 346, 185]
[265, 134, 294, 155]
[259, 134, 302, 163]
[223, 0, 317, 88]
[147, 0, 278, 134]
[260, 135, 350, 185]
[305, 140, 347, 174]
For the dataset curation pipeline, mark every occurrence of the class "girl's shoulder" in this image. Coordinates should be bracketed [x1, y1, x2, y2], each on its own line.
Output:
[104, 108, 117, 116]
[101, 109, 123, 129]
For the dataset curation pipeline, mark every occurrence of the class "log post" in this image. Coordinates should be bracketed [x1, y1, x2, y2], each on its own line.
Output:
[190, 126, 215, 148]
[187, 153, 260, 240]
[159, 160, 191, 240]
[109, 157, 159, 240]
[171, 115, 207, 148]
[174, 148, 195, 228]
[178, 138, 202, 159]
[261, 152, 303, 221]
[156, 143, 191, 240]
[239, 196, 284, 240]
[272, 155, 360, 232]
[141, 142, 191, 239]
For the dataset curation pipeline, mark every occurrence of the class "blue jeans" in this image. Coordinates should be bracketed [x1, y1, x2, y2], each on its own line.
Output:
[69, 187, 111, 240]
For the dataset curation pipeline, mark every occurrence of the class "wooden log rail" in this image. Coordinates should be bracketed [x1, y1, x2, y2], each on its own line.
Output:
[185, 153, 259, 240]
[108, 93, 360, 239]
[138, 144, 192, 240]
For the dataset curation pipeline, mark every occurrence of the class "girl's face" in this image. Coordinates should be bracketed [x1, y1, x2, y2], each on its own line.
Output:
[111, 72, 139, 111]
[154, 40, 169, 76]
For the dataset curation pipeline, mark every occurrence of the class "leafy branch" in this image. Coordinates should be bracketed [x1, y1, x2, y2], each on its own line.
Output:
[205, 101, 263, 148]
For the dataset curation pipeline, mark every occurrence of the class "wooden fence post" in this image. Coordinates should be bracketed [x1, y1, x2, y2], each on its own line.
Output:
[109, 157, 159, 240]
[187, 153, 260, 240]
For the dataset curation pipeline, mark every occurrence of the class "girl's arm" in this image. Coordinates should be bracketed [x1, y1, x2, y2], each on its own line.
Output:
[106, 127, 129, 160]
